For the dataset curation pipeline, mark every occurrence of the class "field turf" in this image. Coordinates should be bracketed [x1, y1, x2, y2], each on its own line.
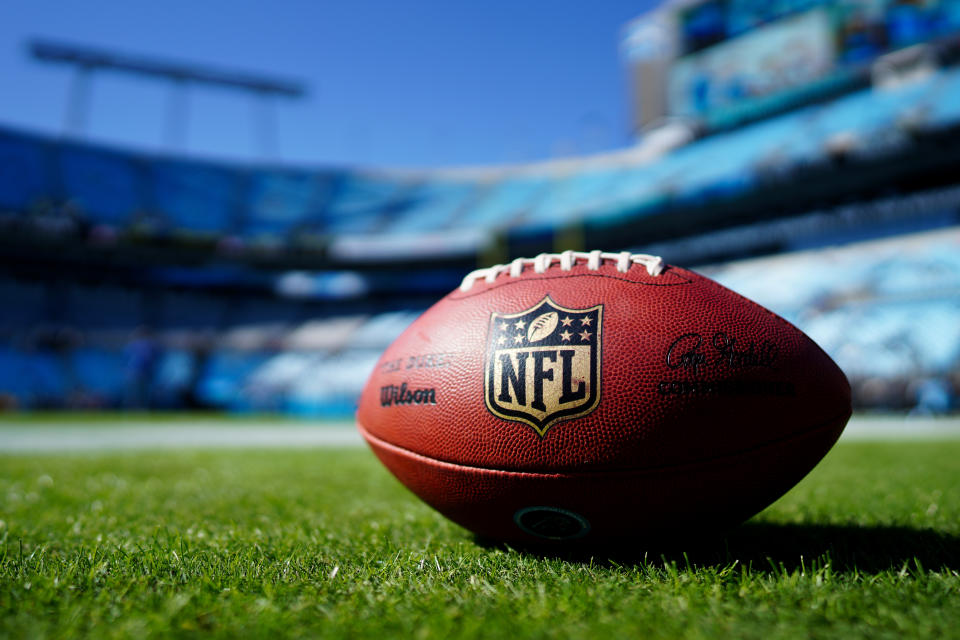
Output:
[1, 435, 959, 639]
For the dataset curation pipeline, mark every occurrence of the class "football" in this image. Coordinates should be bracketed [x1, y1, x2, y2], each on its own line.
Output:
[357, 250, 852, 544]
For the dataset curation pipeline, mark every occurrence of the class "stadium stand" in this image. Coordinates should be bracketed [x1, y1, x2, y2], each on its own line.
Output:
[316, 172, 408, 235]
[0, 277, 46, 333]
[2, 34, 960, 413]
[69, 347, 127, 401]
[1, 64, 959, 249]
[194, 349, 272, 411]
[243, 169, 326, 245]
[65, 285, 143, 330]
[151, 159, 243, 236]
[704, 228, 960, 411]
[58, 144, 145, 228]
[0, 345, 67, 408]
[381, 179, 479, 233]
[453, 176, 553, 230]
[0, 225, 955, 413]
[0, 128, 51, 214]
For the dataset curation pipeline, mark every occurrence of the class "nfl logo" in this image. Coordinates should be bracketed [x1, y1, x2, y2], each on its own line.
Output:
[484, 296, 603, 437]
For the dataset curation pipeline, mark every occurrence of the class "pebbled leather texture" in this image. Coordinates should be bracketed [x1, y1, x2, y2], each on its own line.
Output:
[356, 261, 851, 542]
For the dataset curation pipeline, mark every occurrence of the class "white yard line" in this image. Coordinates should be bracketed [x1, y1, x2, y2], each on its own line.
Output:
[0, 415, 956, 454]
[839, 415, 960, 441]
[0, 421, 362, 453]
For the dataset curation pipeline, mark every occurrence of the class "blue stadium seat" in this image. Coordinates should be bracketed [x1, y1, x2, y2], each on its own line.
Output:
[382, 180, 478, 233]
[57, 143, 144, 227]
[285, 348, 381, 416]
[872, 74, 936, 122]
[597, 159, 678, 223]
[802, 299, 960, 378]
[69, 347, 127, 402]
[228, 297, 307, 326]
[245, 350, 320, 399]
[65, 286, 143, 330]
[0, 347, 30, 400]
[0, 346, 68, 407]
[0, 128, 52, 212]
[669, 131, 762, 204]
[195, 350, 270, 409]
[152, 348, 196, 407]
[349, 311, 420, 349]
[456, 177, 552, 230]
[243, 169, 331, 241]
[157, 292, 227, 330]
[317, 173, 408, 234]
[734, 108, 817, 170]
[0, 278, 47, 331]
[922, 67, 960, 129]
[150, 159, 243, 235]
[522, 170, 625, 229]
[707, 229, 960, 379]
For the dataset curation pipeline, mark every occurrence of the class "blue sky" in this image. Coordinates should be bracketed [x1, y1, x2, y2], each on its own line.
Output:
[1, 0, 659, 168]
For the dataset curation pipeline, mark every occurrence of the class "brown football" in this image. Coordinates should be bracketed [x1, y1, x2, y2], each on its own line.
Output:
[357, 250, 851, 544]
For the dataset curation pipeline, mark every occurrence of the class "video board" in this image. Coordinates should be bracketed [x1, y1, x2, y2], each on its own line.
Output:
[678, 0, 960, 56]
[669, 0, 960, 120]
[836, 0, 960, 63]
[670, 9, 836, 118]
[679, 0, 824, 53]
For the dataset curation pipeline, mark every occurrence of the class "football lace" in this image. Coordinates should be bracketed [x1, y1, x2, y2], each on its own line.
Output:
[459, 250, 665, 291]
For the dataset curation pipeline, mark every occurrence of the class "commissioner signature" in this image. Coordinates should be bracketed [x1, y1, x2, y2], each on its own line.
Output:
[665, 331, 779, 373]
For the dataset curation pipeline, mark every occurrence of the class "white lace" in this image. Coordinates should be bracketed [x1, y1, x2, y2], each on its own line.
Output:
[459, 250, 665, 291]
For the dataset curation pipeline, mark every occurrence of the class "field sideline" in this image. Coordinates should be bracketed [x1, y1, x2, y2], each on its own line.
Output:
[0, 413, 958, 453]
[1, 415, 959, 638]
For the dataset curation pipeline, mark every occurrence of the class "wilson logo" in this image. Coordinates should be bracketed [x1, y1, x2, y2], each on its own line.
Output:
[380, 383, 437, 407]
[484, 296, 602, 437]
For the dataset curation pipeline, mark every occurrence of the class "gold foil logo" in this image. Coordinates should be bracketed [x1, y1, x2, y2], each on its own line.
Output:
[484, 296, 602, 437]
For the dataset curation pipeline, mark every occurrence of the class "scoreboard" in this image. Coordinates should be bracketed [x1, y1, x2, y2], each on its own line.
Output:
[623, 0, 960, 132]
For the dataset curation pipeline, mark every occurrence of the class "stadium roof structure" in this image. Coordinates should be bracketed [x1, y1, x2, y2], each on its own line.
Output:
[29, 40, 306, 97]
[29, 39, 307, 155]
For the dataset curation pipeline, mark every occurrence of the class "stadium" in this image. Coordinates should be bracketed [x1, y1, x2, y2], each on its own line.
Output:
[2, 1, 959, 637]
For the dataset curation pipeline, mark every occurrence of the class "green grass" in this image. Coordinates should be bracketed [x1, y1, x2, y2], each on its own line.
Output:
[2, 441, 959, 639]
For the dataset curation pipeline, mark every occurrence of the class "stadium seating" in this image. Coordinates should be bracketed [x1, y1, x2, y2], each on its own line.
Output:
[152, 348, 197, 407]
[347, 310, 419, 349]
[0, 226, 955, 412]
[2, 61, 960, 414]
[150, 159, 243, 236]
[313, 172, 407, 235]
[157, 292, 228, 330]
[69, 347, 127, 403]
[452, 176, 552, 230]
[58, 143, 144, 227]
[380, 179, 478, 233]
[522, 170, 628, 229]
[65, 285, 143, 330]
[0, 346, 68, 408]
[3, 65, 960, 243]
[194, 350, 271, 410]
[284, 349, 382, 416]
[922, 68, 960, 129]
[243, 169, 329, 243]
[0, 278, 47, 332]
[704, 228, 960, 382]
[0, 128, 52, 214]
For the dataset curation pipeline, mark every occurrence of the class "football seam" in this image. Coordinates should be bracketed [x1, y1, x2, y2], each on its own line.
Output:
[449, 269, 694, 300]
[356, 409, 850, 479]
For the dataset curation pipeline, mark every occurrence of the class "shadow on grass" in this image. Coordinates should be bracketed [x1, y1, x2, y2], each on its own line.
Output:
[477, 523, 960, 574]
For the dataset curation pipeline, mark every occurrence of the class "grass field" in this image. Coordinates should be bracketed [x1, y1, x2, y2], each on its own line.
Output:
[2, 431, 959, 639]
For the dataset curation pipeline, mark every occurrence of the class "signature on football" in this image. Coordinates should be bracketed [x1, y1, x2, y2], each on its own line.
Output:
[665, 331, 778, 373]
